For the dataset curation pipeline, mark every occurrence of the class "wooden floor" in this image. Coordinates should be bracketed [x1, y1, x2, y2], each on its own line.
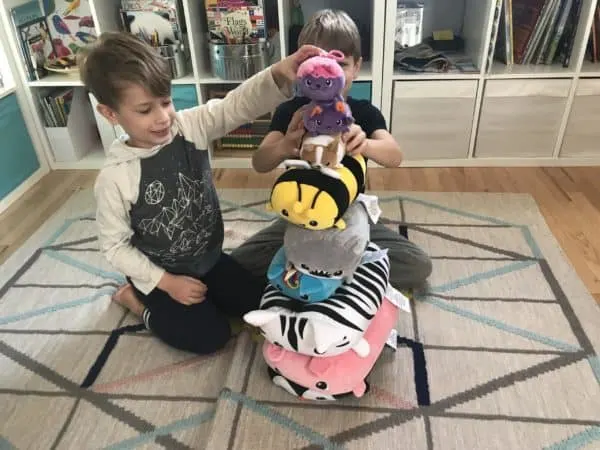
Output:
[1, 167, 599, 304]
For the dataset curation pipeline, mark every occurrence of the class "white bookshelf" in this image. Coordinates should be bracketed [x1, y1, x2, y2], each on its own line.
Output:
[1, 0, 599, 172]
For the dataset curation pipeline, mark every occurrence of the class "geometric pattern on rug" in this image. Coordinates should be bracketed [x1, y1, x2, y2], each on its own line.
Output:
[1, 189, 599, 450]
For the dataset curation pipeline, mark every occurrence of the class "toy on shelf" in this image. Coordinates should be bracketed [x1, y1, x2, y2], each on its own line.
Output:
[264, 292, 402, 400]
[244, 242, 390, 359]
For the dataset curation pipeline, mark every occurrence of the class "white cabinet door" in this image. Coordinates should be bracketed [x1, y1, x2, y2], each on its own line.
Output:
[475, 79, 571, 158]
[560, 79, 600, 158]
[390, 80, 478, 160]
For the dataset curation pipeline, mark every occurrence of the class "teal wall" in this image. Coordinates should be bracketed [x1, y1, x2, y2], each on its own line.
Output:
[172, 85, 199, 111]
[0, 93, 40, 200]
[348, 82, 372, 101]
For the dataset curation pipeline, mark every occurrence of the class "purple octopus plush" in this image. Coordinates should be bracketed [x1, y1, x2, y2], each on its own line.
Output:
[297, 50, 354, 137]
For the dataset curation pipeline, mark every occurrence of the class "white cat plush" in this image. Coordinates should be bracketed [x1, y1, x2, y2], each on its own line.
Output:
[244, 243, 390, 358]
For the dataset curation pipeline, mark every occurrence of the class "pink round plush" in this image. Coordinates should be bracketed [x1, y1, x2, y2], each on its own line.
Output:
[263, 296, 399, 399]
[297, 50, 345, 79]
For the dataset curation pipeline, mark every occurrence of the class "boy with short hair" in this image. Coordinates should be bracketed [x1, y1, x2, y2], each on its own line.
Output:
[82, 31, 320, 355]
[231, 9, 432, 290]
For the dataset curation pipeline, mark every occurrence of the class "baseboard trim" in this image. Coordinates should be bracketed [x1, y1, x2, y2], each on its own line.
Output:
[0, 167, 47, 215]
[209, 155, 600, 169]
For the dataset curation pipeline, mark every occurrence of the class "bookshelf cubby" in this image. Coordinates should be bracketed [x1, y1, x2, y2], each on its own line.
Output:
[0, 0, 599, 174]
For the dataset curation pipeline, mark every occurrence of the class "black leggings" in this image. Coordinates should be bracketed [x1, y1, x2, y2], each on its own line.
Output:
[131, 253, 266, 355]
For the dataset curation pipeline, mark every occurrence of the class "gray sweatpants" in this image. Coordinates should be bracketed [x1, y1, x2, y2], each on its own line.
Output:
[230, 219, 432, 290]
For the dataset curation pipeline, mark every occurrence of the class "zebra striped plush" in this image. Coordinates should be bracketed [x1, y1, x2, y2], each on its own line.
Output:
[243, 242, 390, 358]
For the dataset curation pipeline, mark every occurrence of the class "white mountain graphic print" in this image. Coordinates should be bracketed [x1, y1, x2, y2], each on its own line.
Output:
[138, 172, 218, 256]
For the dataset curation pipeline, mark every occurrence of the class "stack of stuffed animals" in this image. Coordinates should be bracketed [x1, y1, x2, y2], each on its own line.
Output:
[243, 50, 409, 401]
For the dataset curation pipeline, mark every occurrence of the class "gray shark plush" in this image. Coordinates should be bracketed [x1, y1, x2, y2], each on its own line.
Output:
[283, 201, 371, 283]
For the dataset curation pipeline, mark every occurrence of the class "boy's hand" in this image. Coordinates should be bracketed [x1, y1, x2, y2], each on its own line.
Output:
[271, 45, 323, 90]
[280, 106, 307, 158]
[343, 124, 368, 156]
[159, 273, 207, 305]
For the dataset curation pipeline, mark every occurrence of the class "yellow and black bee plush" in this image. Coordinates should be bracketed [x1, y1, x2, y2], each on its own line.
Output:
[267, 154, 367, 230]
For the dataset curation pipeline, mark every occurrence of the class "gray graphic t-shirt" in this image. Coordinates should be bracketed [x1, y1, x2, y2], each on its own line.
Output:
[129, 134, 223, 277]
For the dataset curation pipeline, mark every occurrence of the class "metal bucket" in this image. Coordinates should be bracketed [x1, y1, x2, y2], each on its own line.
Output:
[158, 43, 187, 79]
[209, 42, 269, 80]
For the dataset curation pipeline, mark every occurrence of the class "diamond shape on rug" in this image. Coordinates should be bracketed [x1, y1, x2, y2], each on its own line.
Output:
[54, 247, 116, 274]
[427, 259, 556, 300]
[16, 251, 122, 286]
[408, 225, 536, 260]
[429, 418, 591, 450]
[43, 217, 96, 248]
[212, 389, 400, 450]
[0, 394, 76, 450]
[220, 195, 276, 221]
[0, 287, 122, 330]
[445, 300, 581, 350]
[424, 350, 556, 403]
[415, 300, 569, 351]
[343, 416, 428, 450]
[449, 358, 600, 420]
[400, 196, 514, 226]
[1, 333, 112, 385]
[90, 334, 236, 397]
[88, 399, 215, 450]
[0, 354, 63, 391]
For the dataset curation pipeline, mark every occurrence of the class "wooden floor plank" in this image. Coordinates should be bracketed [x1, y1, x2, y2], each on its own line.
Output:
[1, 167, 599, 304]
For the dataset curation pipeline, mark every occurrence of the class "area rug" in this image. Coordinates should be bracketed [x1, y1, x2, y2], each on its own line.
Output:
[1, 188, 599, 450]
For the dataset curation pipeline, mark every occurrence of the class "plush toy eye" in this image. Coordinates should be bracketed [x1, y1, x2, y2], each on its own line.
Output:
[309, 220, 318, 227]
[281, 209, 289, 216]
[316, 381, 327, 390]
[336, 120, 342, 125]
[305, 79, 312, 86]
[325, 80, 332, 86]
[316, 120, 322, 126]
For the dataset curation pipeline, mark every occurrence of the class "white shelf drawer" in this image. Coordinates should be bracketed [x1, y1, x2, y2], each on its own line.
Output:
[475, 79, 572, 158]
[560, 79, 600, 158]
[390, 80, 478, 160]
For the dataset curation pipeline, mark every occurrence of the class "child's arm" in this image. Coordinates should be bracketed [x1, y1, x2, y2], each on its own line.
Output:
[94, 173, 166, 295]
[252, 106, 306, 172]
[344, 103, 403, 168]
[346, 128, 403, 168]
[177, 46, 321, 151]
[95, 172, 209, 304]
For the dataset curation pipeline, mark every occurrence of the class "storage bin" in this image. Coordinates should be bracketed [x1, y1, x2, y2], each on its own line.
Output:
[45, 88, 100, 162]
[390, 80, 478, 160]
[475, 79, 571, 158]
[209, 42, 269, 80]
[157, 43, 187, 79]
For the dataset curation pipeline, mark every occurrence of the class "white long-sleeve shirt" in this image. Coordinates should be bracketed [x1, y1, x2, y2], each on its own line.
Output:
[94, 67, 291, 294]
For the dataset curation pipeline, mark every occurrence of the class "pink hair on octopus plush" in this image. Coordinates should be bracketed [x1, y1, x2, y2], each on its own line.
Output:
[297, 50, 345, 79]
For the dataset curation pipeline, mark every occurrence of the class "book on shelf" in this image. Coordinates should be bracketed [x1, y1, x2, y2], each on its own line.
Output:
[17, 16, 55, 81]
[208, 86, 270, 152]
[9, 0, 98, 81]
[205, 1, 267, 44]
[36, 87, 75, 128]
[585, 4, 600, 63]
[492, 0, 584, 67]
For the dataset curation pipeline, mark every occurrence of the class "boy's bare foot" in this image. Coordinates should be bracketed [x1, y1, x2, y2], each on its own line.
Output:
[112, 284, 145, 317]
